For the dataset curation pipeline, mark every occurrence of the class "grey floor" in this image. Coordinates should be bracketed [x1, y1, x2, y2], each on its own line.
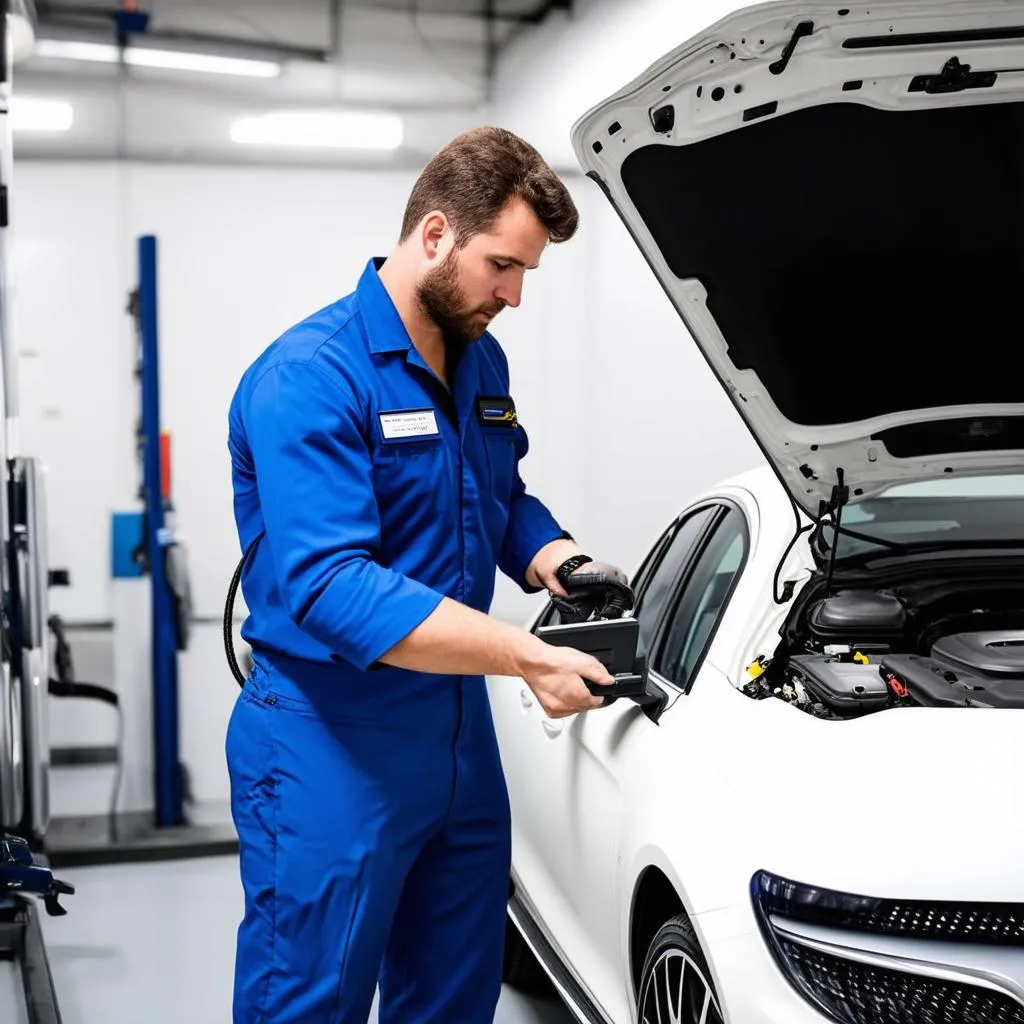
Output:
[1, 960, 24, 1024]
[10, 854, 573, 1024]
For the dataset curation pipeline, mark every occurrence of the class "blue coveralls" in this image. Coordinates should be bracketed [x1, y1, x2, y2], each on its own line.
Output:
[225, 257, 567, 1023]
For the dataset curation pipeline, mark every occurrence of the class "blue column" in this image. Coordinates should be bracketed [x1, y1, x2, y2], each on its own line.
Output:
[137, 235, 182, 828]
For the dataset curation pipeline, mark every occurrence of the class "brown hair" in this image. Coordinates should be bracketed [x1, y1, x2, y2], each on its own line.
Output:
[399, 126, 579, 247]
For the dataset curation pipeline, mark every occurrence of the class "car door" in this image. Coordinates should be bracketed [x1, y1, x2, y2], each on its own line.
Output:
[548, 501, 750, 1015]
[493, 504, 717, 976]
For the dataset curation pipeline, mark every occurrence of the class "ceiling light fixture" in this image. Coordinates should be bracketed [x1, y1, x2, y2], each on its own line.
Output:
[10, 97, 74, 132]
[229, 111, 404, 150]
[33, 39, 281, 78]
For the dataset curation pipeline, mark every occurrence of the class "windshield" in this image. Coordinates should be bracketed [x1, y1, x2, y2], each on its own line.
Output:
[819, 475, 1024, 559]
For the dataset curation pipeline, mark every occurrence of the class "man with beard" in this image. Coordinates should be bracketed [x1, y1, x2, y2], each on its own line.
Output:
[225, 126, 630, 1024]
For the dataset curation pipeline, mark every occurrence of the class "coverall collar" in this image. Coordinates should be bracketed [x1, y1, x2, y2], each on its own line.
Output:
[358, 258, 479, 420]
[360, 257, 414, 356]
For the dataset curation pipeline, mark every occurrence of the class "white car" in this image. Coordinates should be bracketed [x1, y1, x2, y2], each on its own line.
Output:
[487, 2, 1024, 1023]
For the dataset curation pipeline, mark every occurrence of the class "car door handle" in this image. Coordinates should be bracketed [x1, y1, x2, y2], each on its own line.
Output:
[520, 687, 533, 709]
[541, 718, 564, 739]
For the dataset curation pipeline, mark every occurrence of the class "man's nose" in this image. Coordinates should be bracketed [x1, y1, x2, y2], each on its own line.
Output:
[495, 277, 523, 309]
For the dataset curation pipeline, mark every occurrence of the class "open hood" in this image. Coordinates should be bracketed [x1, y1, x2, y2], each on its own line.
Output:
[572, 0, 1024, 518]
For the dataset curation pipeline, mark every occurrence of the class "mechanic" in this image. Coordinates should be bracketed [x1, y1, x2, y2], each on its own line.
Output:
[225, 125, 632, 1024]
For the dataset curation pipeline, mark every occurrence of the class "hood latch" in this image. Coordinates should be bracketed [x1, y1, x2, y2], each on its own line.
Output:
[909, 56, 998, 94]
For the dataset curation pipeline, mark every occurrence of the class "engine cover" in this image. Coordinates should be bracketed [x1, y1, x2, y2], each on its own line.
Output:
[931, 630, 1024, 677]
[807, 590, 907, 644]
[881, 630, 1024, 710]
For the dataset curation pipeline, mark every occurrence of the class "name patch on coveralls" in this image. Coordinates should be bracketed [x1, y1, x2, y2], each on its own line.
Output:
[379, 409, 440, 441]
[476, 396, 518, 428]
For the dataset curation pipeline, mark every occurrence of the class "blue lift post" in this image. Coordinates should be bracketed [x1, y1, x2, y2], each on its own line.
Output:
[42, 239, 239, 865]
[137, 235, 184, 829]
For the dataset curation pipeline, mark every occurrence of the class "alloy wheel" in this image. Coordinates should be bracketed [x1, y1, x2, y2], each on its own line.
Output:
[639, 947, 724, 1024]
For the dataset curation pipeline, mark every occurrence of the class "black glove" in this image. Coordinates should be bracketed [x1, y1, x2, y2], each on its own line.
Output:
[551, 556, 634, 623]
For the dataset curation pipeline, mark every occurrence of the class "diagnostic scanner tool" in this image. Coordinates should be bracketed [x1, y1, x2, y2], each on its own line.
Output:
[536, 616, 666, 712]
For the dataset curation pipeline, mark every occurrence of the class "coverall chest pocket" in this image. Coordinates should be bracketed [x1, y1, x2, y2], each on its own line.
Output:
[371, 437, 447, 510]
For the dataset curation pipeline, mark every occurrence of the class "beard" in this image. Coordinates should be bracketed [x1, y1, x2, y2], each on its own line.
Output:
[416, 252, 505, 349]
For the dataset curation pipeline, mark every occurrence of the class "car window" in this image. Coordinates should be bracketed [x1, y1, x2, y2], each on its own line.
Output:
[633, 507, 715, 661]
[654, 507, 748, 691]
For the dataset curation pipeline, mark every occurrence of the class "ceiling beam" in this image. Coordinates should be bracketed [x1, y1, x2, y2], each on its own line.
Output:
[34, 3, 334, 61]
[304, 0, 573, 25]
[32, 0, 573, 75]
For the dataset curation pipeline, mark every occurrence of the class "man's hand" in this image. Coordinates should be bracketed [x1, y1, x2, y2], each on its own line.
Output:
[525, 538, 584, 596]
[516, 636, 615, 718]
[526, 541, 632, 621]
[553, 561, 634, 623]
[378, 596, 614, 719]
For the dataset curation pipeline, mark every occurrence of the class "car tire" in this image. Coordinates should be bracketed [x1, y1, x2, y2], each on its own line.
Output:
[502, 912, 553, 995]
[638, 914, 724, 1024]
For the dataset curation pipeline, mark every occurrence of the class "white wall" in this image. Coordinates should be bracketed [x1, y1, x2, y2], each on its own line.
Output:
[12, 163, 137, 623]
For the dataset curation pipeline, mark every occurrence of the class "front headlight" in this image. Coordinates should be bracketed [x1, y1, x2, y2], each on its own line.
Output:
[751, 870, 1024, 1024]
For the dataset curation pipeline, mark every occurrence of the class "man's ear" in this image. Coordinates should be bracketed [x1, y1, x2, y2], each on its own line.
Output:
[421, 211, 451, 260]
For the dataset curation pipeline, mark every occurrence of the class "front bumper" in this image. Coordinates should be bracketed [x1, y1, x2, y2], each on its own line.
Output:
[698, 897, 1024, 1024]
[697, 906, 833, 1024]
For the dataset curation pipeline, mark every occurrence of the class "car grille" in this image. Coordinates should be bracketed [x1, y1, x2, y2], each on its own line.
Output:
[819, 898, 1024, 946]
[781, 938, 1024, 1024]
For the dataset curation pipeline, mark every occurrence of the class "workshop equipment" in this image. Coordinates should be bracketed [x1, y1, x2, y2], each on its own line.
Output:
[0, 833, 71, 1024]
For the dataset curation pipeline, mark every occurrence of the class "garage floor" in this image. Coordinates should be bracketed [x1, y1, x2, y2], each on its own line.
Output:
[21, 855, 572, 1024]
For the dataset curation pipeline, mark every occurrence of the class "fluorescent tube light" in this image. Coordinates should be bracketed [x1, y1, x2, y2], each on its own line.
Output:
[33, 38, 281, 78]
[230, 111, 404, 150]
[34, 39, 120, 64]
[126, 49, 280, 78]
[10, 98, 73, 132]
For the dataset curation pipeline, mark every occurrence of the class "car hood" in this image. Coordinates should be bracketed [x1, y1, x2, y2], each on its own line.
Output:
[571, 0, 1024, 518]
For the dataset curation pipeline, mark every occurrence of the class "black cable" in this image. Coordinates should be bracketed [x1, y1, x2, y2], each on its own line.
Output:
[108, 700, 124, 843]
[47, 678, 123, 841]
[224, 531, 263, 687]
[773, 500, 813, 604]
[818, 521, 909, 553]
[775, 477, 911, 605]
[46, 679, 117, 706]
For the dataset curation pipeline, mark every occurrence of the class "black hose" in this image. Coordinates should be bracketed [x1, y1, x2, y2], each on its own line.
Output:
[47, 679, 119, 706]
[47, 679, 123, 842]
[224, 531, 263, 687]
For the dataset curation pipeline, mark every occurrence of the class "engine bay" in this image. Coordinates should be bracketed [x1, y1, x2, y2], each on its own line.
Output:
[743, 565, 1024, 718]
